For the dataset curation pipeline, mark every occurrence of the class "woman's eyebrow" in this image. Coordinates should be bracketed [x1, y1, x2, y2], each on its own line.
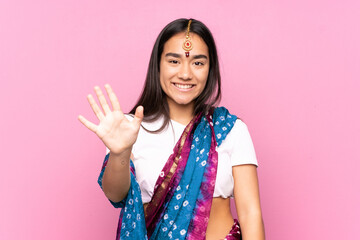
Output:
[165, 53, 181, 58]
[193, 54, 208, 60]
[165, 52, 208, 60]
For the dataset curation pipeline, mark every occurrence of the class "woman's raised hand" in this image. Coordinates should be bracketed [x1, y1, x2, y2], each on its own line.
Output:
[78, 84, 144, 155]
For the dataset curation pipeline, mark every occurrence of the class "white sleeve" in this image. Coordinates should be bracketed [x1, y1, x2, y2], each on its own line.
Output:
[228, 119, 258, 167]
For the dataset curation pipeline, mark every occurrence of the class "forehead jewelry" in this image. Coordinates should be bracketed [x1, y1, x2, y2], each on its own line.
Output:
[182, 20, 193, 58]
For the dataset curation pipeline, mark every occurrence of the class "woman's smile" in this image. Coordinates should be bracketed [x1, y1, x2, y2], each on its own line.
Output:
[172, 83, 196, 91]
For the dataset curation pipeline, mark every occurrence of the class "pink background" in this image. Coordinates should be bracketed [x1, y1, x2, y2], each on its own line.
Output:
[1, 0, 359, 239]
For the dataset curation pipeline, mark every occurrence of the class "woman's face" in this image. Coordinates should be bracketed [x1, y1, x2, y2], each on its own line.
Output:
[159, 32, 210, 110]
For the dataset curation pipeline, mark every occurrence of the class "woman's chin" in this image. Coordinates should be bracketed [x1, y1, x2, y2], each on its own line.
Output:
[167, 97, 195, 108]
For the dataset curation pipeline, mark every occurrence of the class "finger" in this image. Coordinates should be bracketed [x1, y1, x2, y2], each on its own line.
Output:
[94, 86, 111, 114]
[87, 94, 105, 121]
[78, 115, 98, 133]
[132, 105, 144, 127]
[104, 84, 122, 112]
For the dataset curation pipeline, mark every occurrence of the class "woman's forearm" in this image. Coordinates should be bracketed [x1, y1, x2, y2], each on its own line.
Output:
[239, 212, 265, 240]
[102, 148, 132, 203]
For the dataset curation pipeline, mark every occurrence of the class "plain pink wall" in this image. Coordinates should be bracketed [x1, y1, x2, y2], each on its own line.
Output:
[1, 0, 359, 239]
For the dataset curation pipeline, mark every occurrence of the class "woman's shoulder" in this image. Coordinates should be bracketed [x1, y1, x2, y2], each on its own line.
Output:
[212, 106, 253, 142]
[213, 106, 248, 127]
[220, 117, 258, 167]
[233, 118, 249, 132]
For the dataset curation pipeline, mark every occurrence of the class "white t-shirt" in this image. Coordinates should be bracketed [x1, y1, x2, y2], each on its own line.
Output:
[106, 114, 258, 204]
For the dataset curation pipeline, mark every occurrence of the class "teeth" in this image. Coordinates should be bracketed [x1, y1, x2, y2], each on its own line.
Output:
[174, 83, 193, 89]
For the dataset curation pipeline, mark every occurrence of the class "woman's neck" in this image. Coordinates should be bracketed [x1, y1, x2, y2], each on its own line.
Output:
[167, 98, 194, 125]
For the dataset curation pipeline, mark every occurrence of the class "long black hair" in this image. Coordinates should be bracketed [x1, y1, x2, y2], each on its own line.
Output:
[129, 18, 221, 132]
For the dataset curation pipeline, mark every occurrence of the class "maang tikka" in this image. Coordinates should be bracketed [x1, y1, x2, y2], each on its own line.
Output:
[182, 20, 193, 57]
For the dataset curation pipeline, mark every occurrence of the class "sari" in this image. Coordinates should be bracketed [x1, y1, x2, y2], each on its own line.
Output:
[98, 107, 242, 240]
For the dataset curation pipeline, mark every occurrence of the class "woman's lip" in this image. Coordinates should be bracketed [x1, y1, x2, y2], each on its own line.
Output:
[172, 83, 195, 92]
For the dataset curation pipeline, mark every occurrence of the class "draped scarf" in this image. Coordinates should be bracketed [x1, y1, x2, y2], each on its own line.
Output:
[98, 107, 237, 240]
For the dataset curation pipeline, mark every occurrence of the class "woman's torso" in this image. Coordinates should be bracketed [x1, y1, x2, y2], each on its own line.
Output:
[121, 114, 256, 203]
[113, 113, 257, 238]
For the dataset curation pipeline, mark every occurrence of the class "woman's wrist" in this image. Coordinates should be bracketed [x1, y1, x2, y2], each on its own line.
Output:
[109, 146, 132, 158]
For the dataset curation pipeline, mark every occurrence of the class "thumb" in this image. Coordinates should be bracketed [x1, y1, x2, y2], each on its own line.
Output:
[132, 105, 144, 127]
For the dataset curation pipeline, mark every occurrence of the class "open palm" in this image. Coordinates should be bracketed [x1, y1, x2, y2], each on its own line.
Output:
[78, 84, 143, 154]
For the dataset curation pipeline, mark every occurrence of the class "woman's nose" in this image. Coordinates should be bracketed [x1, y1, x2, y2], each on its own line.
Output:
[178, 63, 192, 80]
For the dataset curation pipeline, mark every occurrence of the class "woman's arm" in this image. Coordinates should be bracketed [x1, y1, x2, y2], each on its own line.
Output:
[78, 84, 143, 203]
[233, 164, 265, 240]
[102, 149, 132, 202]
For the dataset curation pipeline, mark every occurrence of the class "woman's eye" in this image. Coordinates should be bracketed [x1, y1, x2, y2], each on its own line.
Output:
[194, 61, 204, 66]
[169, 60, 179, 64]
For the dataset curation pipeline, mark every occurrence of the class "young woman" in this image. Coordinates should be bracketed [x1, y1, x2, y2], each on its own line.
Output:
[79, 18, 265, 240]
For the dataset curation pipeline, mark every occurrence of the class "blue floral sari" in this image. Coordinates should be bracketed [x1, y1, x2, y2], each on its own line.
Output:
[98, 107, 241, 239]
